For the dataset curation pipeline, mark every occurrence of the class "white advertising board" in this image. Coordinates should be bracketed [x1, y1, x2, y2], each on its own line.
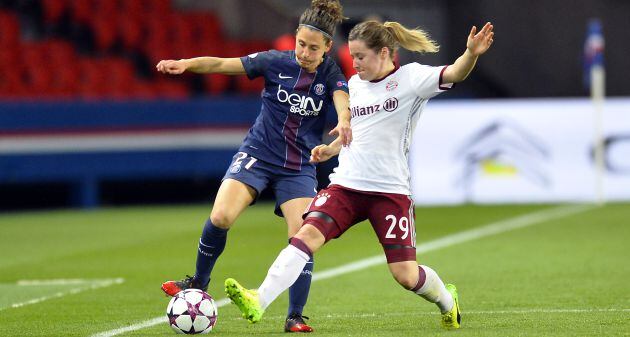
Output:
[409, 98, 630, 204]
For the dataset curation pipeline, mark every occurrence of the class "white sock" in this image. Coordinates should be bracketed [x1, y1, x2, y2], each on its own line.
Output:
[414, 265, 454, 313]
[257, 245, 310, 309]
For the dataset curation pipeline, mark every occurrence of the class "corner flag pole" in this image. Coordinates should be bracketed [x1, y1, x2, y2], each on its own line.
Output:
[584, 19, 605, 204]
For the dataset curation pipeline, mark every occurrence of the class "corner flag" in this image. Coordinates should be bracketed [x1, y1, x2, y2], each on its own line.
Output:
[583, 19, 604, 91]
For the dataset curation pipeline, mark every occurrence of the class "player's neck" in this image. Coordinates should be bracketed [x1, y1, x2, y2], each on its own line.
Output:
[372, 62, 397, 82]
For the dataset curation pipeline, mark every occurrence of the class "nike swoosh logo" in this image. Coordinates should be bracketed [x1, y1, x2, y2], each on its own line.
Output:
[279, 74, 293, 79]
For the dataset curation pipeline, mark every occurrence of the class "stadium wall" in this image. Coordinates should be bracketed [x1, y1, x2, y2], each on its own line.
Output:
[0, 98, 259, 208]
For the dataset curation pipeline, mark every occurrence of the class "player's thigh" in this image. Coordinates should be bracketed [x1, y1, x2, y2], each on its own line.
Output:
[368, 194, 417, 263]
[302, 185, 366, 242]
[273, 172, 317, 217]
[279, 197, 313, 237]
[211, 179, 257, 228]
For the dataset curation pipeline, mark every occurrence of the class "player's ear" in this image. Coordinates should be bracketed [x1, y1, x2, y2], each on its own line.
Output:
[380, 47, 389, 60]
[325, 39, 333, 53]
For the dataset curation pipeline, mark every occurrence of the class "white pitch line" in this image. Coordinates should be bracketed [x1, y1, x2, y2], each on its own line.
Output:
[222, 308, 630, 321]
[90, 298, 231, 337]
[2, 278, 124, 311]
[17, 278, 122, 286]
[313, 203, 595, 281]
[90, 204, 596, 337]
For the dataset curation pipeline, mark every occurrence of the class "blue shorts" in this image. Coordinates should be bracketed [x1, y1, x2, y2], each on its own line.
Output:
[222, 151, 317, 217]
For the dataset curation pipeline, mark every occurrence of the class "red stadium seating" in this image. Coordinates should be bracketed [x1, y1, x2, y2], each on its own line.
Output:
[91, 16, 118, 52]
[0, 2, 273, 99]
[69, 0, 93, 25]
[0, 11, 20, 48]
[41, 0, 68, 25]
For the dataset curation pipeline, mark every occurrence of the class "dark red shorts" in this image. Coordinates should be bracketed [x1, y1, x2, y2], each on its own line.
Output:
[304, 185, 417, 263]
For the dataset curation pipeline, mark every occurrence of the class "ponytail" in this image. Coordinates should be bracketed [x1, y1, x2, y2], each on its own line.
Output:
[349, 20, 439, 58]
[383, 21, 439, 53]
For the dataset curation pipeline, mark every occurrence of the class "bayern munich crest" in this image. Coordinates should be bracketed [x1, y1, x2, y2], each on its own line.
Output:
[383, 97, 399, 112]
[314, 193, 330, 206]
[314, 83, 325, 95]
[386, 80, 398, 91]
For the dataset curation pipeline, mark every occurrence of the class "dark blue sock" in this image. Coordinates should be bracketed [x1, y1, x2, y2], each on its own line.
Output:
[194, 219, 228, 287]
[288, 256, 314, 316]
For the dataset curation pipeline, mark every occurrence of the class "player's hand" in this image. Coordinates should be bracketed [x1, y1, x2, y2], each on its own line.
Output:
[466, 22, 494, 56]
[156, 59, 188, 75]
[310, 144, 336, 163]
[329, 120, 352, 147]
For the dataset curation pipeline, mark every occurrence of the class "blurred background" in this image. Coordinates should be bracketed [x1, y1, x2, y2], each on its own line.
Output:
[1, 0, 629, 210]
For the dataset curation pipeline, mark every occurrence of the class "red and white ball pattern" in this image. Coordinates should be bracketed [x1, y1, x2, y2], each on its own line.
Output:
[166, 289, 218, 334]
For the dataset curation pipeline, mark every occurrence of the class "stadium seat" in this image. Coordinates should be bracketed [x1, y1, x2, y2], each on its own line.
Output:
[336, 43, 355, 79]
[24, 64, 55, 98]
[0, 63, 26, 98]
[69, 0, 93, 26]
[235, 76, 264, 95]
[192, 12, 224, 43]
[119, 16, 144, 51]
[0, 11, 20, 48]
[155, 79, 190, 99]
[79, 58, 109, 100]
[203, 74, 231, 95]
[121, 0, 146, 16]
[91, 16, 118, 52]
[41, 0, 68, 25]
[132, 79, 159, 100]
[273, 34, 295, 52]
[146, 0, 171, 16]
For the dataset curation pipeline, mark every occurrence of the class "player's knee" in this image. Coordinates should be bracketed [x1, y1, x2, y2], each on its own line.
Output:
[294, 225, 325, 253]
[392, 271, 417, 290]
[209, 209, 234, 229]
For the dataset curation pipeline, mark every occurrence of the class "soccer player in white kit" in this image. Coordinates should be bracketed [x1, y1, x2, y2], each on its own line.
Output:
[225, 20, 494, 330]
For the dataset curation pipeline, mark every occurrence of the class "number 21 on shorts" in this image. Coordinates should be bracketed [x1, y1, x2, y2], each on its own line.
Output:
[230, 152, 258, 173]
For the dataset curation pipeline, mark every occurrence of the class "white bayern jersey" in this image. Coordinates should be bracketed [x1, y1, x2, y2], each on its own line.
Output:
[329, 63, 453, 195]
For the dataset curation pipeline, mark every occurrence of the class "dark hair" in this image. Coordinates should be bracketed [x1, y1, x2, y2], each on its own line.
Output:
[348, 20, 438, 57]
[298, 0, 346, 43]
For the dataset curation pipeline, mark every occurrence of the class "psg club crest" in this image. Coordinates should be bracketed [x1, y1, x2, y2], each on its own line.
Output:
[386, 80, 398, 91]
[230, 164, 241, 174]
[314, 83, 325, 95]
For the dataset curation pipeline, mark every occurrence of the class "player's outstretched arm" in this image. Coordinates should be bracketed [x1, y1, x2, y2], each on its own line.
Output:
[442, 22, 494, 84]
[329, 90, 352, 146]
[156, 57, 246, 75]
[310, 137, 343, 163]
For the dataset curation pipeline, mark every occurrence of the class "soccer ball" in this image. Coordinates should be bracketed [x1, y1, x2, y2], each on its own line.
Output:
[166, 289, 218, 334]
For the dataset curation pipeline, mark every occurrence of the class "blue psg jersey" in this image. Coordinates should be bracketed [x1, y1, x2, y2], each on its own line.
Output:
[238, 50, 348, 172]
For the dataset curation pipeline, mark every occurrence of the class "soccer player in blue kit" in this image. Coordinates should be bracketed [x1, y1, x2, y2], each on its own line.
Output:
[156, 0, 350, 333]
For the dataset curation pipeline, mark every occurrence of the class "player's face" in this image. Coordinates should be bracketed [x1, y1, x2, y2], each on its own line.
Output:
[295, 27, 332, 72]
[349, 40, 391, 81]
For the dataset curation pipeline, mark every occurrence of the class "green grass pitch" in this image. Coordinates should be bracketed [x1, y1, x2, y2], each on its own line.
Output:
[0, 203, 628, 336]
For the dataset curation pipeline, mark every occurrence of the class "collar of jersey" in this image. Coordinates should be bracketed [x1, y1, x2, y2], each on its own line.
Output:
[369, 63, 401, 83]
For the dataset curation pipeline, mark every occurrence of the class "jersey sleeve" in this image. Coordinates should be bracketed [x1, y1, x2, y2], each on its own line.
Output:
[407, 63, 454, 99]
[325, 62, 349, 96]
[239, 50, 278, 80]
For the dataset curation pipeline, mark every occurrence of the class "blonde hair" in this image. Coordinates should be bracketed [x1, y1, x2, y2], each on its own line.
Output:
[349, 21, 439, 58]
